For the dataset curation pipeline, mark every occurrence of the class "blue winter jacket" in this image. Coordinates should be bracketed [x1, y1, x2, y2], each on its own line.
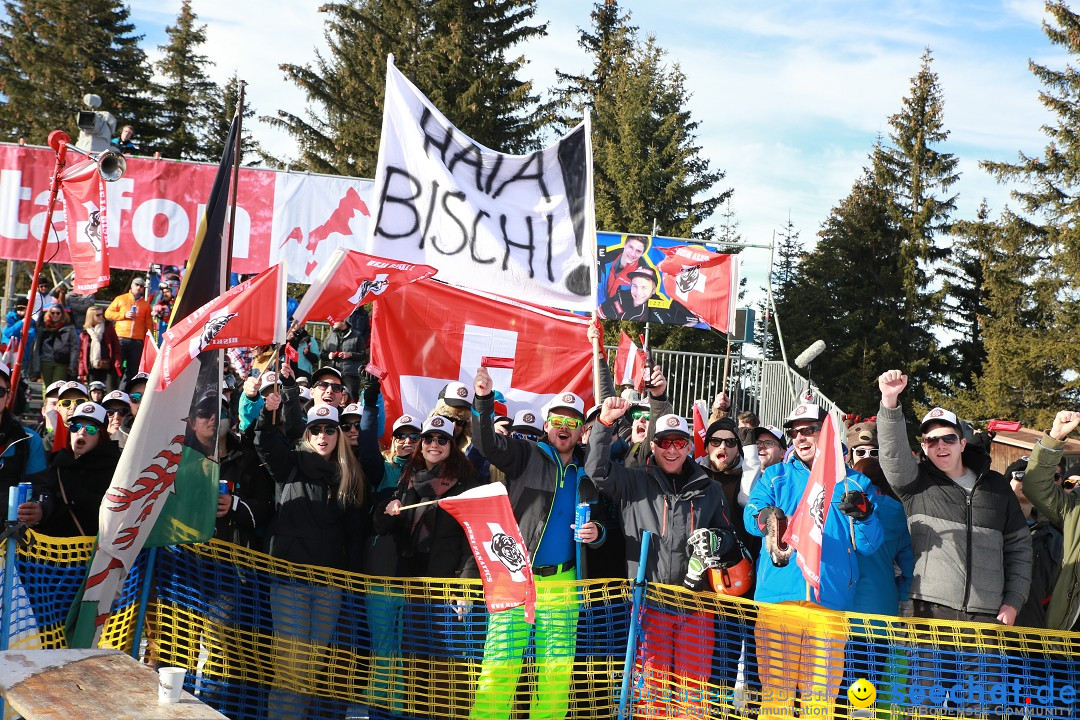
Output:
[744, 455, 884, 611]
[852, 493, 913, 615]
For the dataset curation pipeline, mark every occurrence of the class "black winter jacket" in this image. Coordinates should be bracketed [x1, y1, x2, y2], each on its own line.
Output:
[40, 439, 121, 537]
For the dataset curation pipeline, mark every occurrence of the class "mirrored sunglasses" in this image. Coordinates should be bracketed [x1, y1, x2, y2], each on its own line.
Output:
[655, 437, 689, 450]
[547, 415, 583, 430]
[68, 422, 100, 436]
[129, 392, 144, 403]
[631, 409, 650, 421]
[923, 433, 959, 447]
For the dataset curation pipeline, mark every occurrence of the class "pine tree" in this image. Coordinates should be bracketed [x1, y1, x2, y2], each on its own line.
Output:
[204, 73, 264, 166]
[155, 0, 217, 161]
[553, 0, 636, 122]
[939, 201, 993, 391]
[0, 0, 157, 146]
[762, 213, 802, 361]
[269, 0, 549, 175]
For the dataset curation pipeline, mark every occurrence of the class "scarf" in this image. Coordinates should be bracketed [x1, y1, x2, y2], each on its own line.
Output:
[86, 322, 106, 368]
[42, 314, 66, 331]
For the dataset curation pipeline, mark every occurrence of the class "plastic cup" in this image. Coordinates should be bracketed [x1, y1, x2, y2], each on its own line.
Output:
[158, 666, 186, 704]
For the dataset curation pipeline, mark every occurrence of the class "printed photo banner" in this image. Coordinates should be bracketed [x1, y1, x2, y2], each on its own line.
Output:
[596, 231, 739, 334]
[0, 143, 374, 283]
[363, 57, 597, 311]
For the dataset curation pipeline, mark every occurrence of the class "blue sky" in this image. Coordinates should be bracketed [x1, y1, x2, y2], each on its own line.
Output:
[129, 0, 1058, 292]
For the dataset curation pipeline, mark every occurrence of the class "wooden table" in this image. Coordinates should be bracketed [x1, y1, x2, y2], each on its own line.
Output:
[0, 649, 228, 719]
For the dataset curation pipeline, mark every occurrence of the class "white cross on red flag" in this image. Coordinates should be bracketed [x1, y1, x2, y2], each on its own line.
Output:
[369, 279, 593, 435]
[438, 482, 536, 623]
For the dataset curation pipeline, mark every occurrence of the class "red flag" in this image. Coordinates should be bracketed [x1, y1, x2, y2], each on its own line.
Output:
[657, 246, 738, 334]
[782, 414, 845, 602]
[283, 342, 299, 364]
[613, 331, 646, 391]
[369, 279, 592, 439]
[138, 330, 158, 374]
[292, 249, 437, 325]
[438, 482, 536, 623]
[59, 159, 111, 293]
[692, 400, 708, 458]
[158, 265, 286, 390]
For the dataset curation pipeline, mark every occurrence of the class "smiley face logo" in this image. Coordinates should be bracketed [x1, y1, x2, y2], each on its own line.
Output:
[847, 679, 876, 709]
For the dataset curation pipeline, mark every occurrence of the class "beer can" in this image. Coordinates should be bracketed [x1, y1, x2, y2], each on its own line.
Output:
[219, 480, 230, 495]
[574, 502, 591, 541]
[17, 482, 32, 506]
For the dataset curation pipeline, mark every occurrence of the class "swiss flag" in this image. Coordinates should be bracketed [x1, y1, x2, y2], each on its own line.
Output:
[158, 265, 286, 390]
[782, 414, 845, 603]
[439, 482, 536, 623]
[292, 248, 437, 325]
[613, 331, 646, 391]
[369, 279, 593, 434]
[658, 246, 738, 334]
[59, 159, 111, 294]
[692, 400, 708, 459]
[138, 330, 158, 374]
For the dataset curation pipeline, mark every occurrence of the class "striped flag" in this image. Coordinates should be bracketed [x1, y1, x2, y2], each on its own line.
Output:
[782, 414, 845, 602]
[67, 115, 240, 648]
[613, 331, 646, 391]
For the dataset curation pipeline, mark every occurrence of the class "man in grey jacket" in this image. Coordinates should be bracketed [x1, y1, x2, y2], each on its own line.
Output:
[877, 369, 1031, 624]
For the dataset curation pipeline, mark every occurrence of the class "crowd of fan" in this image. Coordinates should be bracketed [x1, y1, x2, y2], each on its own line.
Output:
[1, 275, 1078, 719]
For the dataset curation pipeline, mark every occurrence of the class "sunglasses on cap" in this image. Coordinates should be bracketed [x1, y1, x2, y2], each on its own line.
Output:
[394, 432, 421, 442]
[68, 422, 100, 436]
[340, 422, 358, 431]
[129, 392, 144, 403]
[654, 437, 689, 451]
[313, 380, 344, 393]
[787, 423, 822, 438]
[707, 436, 739, 449]
[57, 397, 89, 409]
[422, 435, 450, 446]
[631, 409, 650, 421]
[547, 415, 583, 430]
[309, 424, 338, 436]
[922, 433, 959, 447]
[852, 446, 879, 459]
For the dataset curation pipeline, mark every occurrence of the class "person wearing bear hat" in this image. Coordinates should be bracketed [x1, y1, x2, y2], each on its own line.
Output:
[40, 402, 120, 536]
[743, 401, 884, 719]
[587, 397, 739, 719]
[877, 370, 1031, 627]
[469, 368, 605, 720]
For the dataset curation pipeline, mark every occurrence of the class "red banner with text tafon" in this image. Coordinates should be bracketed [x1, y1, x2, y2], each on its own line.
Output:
[0, 143, 375, 283]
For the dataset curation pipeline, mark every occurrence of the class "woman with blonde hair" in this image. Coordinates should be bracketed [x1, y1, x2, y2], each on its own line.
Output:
[257, 396, 382, 720]
[78, 306, 122, 390]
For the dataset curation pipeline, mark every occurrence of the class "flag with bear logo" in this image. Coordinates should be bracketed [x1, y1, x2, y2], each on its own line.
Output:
[59, 159, 111, 293]
[438, 482, 536, 623]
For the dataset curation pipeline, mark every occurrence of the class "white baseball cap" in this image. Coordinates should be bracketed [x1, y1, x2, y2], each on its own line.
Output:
[783, 403, 826, 428]
[102, 390, 131, 408]
[259, 372, 278, 397]
[340, 403, 362, 420]
[653, 413, 691, 439]
[306, 404, 339, 427]
[59, 380, 89, 398]
[88, 381, 107, 392]
[440, 381, 474, 408]
[45, 380, 66, 398]
[393, 414, 422, 434]
[511, 409, 543, 435]
[920, 407, 962, 434]
[421, 415, 455, 438]
[70, 402, 107, 426]
[751, 425, 785, 445]
[545, 392, 585, 419]
[298, 386, 312, 402]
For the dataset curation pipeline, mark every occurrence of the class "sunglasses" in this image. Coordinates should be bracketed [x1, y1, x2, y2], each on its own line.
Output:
[313, 381, 344, 393]
[68, 422, 100, 436]
[707, 436, 739, 449]
[655, 437, 690, 451]
[422, 435, 450, 446]
[129, 392, 144, 403]
[309, 424, 338, 436]
[105, 408, 126, 416]
[547, 415, 583, 430]
[852, 446, 879, 458]
[787, 424, 822, 438]
[57, 397, 89, 409]
[0, 387, 9, 399]
[511, 432, 540, 442]
[47, 310, 62, 315]
[195, 410, 217, 420]
[631, 410, 650, 421]
[922, 433, 959, 447]
[340, 422, 358, 431]
[756, 440, 781, 449]
[394, 432, 421, 442]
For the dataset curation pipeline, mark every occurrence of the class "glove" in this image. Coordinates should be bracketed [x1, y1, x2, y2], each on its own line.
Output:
[757, 507, 793, 567]
[839, 491, 872, 521]
[684, 556, 707, 590]
[363, 377, 381, 407]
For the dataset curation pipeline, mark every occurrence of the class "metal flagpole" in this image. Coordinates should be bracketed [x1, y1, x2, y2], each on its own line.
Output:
[618, 530, 652, 720]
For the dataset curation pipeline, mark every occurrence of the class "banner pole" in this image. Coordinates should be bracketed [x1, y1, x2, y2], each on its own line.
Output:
[617, 530, 652, 720]
[225, 82, 245, 282]
[130, 546, 158, 660]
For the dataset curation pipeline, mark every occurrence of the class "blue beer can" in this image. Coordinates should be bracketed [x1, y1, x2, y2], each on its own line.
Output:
[16, 482, 32, 506]
[574, 502, 590, 541]
[219, 480, 230, 495]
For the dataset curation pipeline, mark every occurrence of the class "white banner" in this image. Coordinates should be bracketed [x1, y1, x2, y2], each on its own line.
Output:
[364, 57, 597, 311]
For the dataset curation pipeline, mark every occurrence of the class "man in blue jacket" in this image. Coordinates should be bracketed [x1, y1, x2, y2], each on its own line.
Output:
[744, 403, 883, 719]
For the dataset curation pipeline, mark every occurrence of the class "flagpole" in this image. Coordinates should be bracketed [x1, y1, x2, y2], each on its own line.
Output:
[225, 82, 245, 283]
[396, 499, 439, 512]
